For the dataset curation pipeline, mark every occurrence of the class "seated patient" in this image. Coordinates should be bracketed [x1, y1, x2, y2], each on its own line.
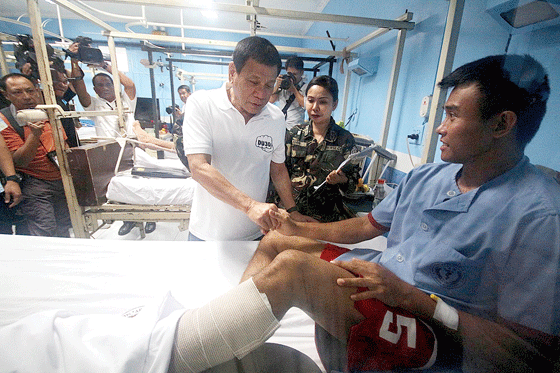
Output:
[242, 54, 560, 372]
[273, 75, 360, 222]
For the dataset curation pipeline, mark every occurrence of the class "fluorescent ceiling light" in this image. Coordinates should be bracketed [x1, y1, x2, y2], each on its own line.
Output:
[193, 0, 218, 20]
[201, 10, 218, 19]
[500, 0, 559, 28]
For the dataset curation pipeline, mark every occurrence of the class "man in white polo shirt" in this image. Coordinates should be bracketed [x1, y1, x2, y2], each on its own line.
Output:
[183, 36, 312, 241]
[71, 58, 136, 138]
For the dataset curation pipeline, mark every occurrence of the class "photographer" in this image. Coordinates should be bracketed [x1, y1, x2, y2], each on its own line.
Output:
[14, 34, 66, 84]
[269, 56, 307, 130]
[69, 39, 137, 138]
[69, 39, 157, 236]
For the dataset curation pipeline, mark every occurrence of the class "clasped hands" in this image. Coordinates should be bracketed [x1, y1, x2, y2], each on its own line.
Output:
[248, 202, 316, 235]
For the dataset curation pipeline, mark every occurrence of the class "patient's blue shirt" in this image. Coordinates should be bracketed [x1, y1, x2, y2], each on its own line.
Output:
[338, 156, 560, 335]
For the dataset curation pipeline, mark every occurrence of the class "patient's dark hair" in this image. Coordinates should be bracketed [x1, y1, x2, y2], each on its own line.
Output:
[0, 73, 37, 92]
[438, 54, 549, 149]
[306, 75, 339, 103]
[232, 36, 282, 75]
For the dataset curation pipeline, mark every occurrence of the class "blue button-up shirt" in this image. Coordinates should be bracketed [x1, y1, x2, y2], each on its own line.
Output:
[339, 157, 560, 335]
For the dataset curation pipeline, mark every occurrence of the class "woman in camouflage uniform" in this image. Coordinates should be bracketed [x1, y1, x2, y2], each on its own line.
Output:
[282, 76, 360, 222]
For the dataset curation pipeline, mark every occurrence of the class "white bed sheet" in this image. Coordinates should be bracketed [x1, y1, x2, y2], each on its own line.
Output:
[0, 235, 322, 371]
[106, 148, 195, 206]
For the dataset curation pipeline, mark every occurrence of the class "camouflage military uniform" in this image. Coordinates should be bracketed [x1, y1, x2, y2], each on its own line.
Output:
[283, 118, 360, 222]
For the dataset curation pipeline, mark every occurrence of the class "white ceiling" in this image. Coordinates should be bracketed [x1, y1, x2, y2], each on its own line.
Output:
[2, 0, 332, 38]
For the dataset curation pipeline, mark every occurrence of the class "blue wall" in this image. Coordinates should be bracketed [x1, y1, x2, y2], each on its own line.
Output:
[303, 0, 560, 171]
[1, 0, 559, 170]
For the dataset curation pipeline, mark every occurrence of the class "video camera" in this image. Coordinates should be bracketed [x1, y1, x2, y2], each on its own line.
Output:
[64, 36, 104, 65]
[279, 72, 296, 90]
[14, 34, 65, 81]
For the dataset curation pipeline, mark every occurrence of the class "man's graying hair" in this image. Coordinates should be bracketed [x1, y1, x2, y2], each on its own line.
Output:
[232, 36, 282, 75]
[438, 54, 550, 148]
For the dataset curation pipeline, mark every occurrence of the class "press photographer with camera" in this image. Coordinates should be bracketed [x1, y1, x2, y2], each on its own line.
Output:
[68, 38, 137, 139]
[12, 35, 81, 148]
[269, 56, 307, 130]
[166, 85, 191, 126]
[69, 38, 158, 236]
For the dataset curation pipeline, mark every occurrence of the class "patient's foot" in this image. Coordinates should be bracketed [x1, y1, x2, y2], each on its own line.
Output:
[145, 222, 156, 234]
[118, 221, 135, 236]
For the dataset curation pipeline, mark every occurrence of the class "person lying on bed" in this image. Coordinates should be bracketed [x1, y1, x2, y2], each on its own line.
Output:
[241, 54, 560, 372]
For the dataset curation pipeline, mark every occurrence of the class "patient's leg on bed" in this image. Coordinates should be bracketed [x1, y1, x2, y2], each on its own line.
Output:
[240, 230, 325, 282]
[251, 247, 365, 342]
[168, 278, 280, 373]
[169, 232, 362, 373]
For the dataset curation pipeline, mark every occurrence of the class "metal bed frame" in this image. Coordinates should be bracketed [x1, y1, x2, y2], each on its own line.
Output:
[17, 0, 416, 238]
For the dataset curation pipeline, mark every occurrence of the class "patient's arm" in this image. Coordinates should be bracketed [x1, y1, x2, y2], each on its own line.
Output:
[272, 210, 383, 244]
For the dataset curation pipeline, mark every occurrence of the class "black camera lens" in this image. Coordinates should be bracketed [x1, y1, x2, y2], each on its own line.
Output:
[280, 72, 296, 90]
[166, 104, 180, 114]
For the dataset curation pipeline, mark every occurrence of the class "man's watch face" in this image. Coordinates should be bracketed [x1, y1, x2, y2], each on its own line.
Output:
[6, 174, 22, 183]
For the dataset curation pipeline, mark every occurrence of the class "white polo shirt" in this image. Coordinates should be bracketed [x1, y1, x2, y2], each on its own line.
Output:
[85, 93, 137, 138]
[183, 83, 286, 241]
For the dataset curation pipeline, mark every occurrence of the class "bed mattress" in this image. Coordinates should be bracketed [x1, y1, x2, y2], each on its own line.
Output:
[106, 148, 196, 205]
[0, 236, 323, 371]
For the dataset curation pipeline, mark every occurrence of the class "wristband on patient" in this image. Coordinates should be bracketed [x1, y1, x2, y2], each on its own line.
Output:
[430, 294, 459, 331]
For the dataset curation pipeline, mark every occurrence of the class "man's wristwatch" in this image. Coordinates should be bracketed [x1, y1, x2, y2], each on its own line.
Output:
[5, 174, 22, 184]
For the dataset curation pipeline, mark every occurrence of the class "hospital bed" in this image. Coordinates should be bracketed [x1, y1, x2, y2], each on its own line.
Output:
[70, 128, 194, 238]
[0, 235, 321, 371]
[0, 234, 388, 372]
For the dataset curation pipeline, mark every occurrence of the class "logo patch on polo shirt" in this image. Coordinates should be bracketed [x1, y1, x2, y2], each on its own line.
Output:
[255, 135, 273, 153]
[429, 262, 465, 289]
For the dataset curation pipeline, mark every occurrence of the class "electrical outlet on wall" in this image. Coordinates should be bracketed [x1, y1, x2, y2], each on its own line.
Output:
[408, 124, 425, 145]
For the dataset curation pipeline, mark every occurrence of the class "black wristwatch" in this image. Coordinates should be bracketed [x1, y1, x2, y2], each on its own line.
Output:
[5, 174, 22, 184]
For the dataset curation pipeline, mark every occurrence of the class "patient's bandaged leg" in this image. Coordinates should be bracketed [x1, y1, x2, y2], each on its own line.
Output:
[169, 278, 280, 373]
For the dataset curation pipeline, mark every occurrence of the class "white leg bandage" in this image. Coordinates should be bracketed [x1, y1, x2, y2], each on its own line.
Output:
[169, 279, 280, 373]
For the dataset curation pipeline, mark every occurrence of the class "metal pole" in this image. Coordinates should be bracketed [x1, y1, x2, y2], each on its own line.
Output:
[379, 28, 407, 149]
[150, 50, 162, 158]
[421, 0, 465, 164]
[0, 41, 9, 76]
[106, 35, 126, 134]
[26, 0, 90, 237]
[169, 58, 176, 117]
[340, 71, 352, 125]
